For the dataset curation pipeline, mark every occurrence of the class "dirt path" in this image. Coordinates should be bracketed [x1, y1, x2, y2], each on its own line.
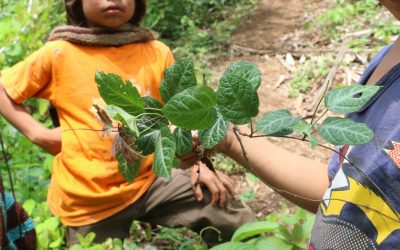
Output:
[213, 0, 333, 216]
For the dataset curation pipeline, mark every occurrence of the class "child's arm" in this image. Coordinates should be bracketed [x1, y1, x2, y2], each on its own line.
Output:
[220, 125, 329, 213]
[0, 81, 61, 155]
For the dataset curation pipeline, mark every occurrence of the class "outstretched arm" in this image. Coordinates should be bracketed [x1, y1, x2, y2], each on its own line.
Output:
[0, 81, 61, 155]
[220, 125, 330, 213]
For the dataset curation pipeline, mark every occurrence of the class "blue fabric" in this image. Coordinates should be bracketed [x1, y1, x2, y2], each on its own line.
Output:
[309, 44, 400, 249]
[7, 219, 34, 243]
[0, 191, 33, 249]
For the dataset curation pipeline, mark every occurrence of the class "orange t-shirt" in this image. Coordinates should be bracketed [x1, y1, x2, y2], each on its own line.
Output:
[0, 40, 174, 226]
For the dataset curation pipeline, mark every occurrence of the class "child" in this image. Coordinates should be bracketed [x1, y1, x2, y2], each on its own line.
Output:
[0, 0, 254, 246]
[206, 1, 400, 248]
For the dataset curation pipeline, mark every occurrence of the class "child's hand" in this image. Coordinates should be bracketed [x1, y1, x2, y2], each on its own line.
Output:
[31, 126, 62, 155]
[191, 162, 236, 207]
[178, 151, 199, 169]
[178, 125, 236, 169]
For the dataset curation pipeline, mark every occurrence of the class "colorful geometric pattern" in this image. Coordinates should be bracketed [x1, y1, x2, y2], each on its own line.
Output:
[385, 141, 400, 168]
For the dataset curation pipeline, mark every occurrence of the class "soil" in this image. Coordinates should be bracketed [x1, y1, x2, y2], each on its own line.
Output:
[211, 0, 335, 218]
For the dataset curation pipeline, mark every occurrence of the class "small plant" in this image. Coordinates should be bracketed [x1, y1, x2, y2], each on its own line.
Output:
[95, 59, 378, 181]
[209, 205, 315, 250]
[23, 199, 65, 249]
[239, 173, 260, 203]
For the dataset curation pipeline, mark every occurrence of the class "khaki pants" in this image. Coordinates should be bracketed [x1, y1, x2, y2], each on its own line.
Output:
[65, 169, 255, 246]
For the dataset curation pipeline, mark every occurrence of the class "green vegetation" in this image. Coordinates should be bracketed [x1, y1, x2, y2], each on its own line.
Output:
[288, 0, 399, 96]
[145, 0, 257, 60]
[211, 205, 315, 250]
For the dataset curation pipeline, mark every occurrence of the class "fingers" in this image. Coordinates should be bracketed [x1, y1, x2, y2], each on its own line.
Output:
[217, 171, 237, 198]
[214, 176, 226, 207]
[179, 152, 200, 169]
[191, 163, 237, 207]
[193, 183, 203, 202]
[191, 165, 203, 201]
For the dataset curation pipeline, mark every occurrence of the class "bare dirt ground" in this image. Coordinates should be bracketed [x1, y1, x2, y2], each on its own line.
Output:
[212, 0, 335, 217]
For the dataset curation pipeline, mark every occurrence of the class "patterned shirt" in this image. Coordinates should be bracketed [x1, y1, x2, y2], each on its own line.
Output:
[309, 45, 400, 249]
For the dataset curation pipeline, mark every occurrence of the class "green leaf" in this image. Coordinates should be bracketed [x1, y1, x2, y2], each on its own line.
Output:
[105, 105, 138, 133]
[76, 232, 97, 247]
[239, 189, 257, 202]
[49, 237, 63, 248]
[267, 128, 294, 137]
[231, 221, 280, 242]
[173, 128, 193, 155]
[318, 117, 374, 145]
[223, 61, 262, 90]
[88, 246, 104, 250]
[256, 109, 301, 135]
[136, 97, 169, 155]
[84, 232, 97, 246]
[37, 99, 49, 117]
[324, 85, 380, 113]
[23, 199, 36, 215]
[160, 59, 197, 103]
[142, 96, 169, 125]
[276, 225, 292, 241]
[95, 71, 145, 115]
[45, 217, 60, 231]
[116, 151, 141, 182]
[245, 173, 260, 183]
[137, 129, 161, 156]
[254, 237, 293, 250]
[291, 224, 307, 248]
[173, 157, 181, 169]
[210, 242, 258, 250]
[199, 112, 229, 149]
[162, 86, 217, 130]
[217, 64, 260, 124]
[292, 120, 318, 148]
[153, 127, 176, 178]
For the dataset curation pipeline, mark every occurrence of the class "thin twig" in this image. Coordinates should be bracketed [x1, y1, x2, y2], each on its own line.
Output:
[310, 39, 349, 124]
[311, 109, 329, 127]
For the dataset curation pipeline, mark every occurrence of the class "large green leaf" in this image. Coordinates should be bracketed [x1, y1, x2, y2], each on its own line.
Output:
[104, 105, 138, 133]
[162, 86, 217, 130]
[95, 71, 145, 115]
[324, 85, 380, 113]
[223, 61, 262, 90]
[199, 112, 229, 149]
[173, 128, 193, 155]
[159, 59, 198, 103]
[153, 127, 176, 178]
[142, 96, 168, 125]
[136, 129, 161, 156]
[216, 64, 260, 124]
[139, 96, 169, 133]
[116, 152, 141, 183]
[136, 97, 169, 155]
[256, 109, 301, 136]
[254, 237, 293, 250]
[318, 117, 374, 145]
[210, 242, 257, 250]
[231, 221, 280, 242]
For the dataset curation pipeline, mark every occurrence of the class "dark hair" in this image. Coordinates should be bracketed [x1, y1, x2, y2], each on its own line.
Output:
[65, 0, 146, 27]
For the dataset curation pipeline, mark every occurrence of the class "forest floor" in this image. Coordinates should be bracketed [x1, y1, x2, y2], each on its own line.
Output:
[211, 0, 337, 218]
